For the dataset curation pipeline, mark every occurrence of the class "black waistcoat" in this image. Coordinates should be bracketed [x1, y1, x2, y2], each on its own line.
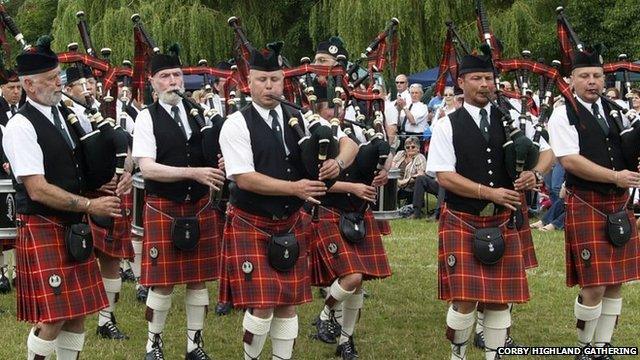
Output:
[13, 102, 85, 222]
[447, 106, 512, 214]
[322, 165, 368, 212]
[144, 100, 208, 202]
[565, 100, 628, 195]
[229, 104, 306, 218]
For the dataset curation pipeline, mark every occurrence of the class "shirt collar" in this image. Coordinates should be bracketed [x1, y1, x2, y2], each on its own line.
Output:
[27, 97, 58, 120]
[463, 102, 492, 122]
[251, 102, 283, 123]
[159, 99, 185, 115]
[575, 95, 603, 114]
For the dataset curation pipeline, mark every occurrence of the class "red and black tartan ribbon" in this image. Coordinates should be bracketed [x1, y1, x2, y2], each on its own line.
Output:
[434, 29, 456, 95]
[500, 89, 539, 116]
[181, 66, 233, 79]
[557, 18, 575, 77]
[496, 58, 577, 111]
[102, 67, 134, 95]
[0, 19, 11, 62]
[133, 26, 154, 103]
[603, 61, 640, 74]
[57, 52, 110, 72]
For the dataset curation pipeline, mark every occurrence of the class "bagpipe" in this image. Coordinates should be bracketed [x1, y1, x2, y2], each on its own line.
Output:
[131, 13, 160, 104]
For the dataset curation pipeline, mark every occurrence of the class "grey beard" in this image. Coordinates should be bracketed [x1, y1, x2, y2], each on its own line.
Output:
[158, 87, 184, 106]
[41, 91, 62, 106]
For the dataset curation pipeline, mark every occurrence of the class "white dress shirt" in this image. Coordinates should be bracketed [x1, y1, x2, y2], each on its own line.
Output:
[547, 96, 627, 158]
[219, 102, 346, 181]
[2, 98, 75, 183]
[63, 95, 93, 134]
[426, 102, 550, 174]
[399, 101, 429, 133]
[132, 100, 192, 161]
[115, 99, 136, 135]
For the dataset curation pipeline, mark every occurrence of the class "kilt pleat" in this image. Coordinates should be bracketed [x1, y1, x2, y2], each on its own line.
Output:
[15, 215, 108, 323]
[438, 206, 530, 304]
[565, 189, 640, 287]
[140, 195, 222, 287]
[518, 192, 538, 269]
[218, 205, 312, 309]
[309, 207, 391, 287]
[89, 191, 134, 260]
[375, 219, 392, 236]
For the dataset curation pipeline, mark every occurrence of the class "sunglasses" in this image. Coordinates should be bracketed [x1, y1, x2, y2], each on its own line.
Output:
[405, 145, 417, 149]
[444, 94, 454, 97]
[396, 81, 406, 84]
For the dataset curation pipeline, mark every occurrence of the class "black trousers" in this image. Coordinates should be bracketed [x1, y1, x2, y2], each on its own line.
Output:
[412, 175, 440, 214]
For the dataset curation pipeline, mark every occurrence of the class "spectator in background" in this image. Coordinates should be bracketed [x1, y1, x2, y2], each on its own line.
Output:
[392, 136, 427, 205]
[628, 88, 640, 112]
[605, 87, 629, 109]
[394, 74, 411, 105]
[532, 182, 566, 231]
[436, 86, 457, 120]
[397, 84, 429, 144]
[191, 89, 206, 107]
[428, 90, 443, 113]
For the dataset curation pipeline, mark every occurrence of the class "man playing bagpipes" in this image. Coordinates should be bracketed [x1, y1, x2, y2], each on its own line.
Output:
[427, 54, 532, 360]
[2, 35, 125, 360]
[0, 68, 22, 125]
[308, 81, 392, 360]
[547, 48, 640, 359]
[218, 41, 357, 360]
[131, 51, 226, 360]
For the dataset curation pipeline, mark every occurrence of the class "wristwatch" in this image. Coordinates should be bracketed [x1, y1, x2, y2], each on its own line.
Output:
[336, 159, 345, 172]
[533, 169, 544, 184]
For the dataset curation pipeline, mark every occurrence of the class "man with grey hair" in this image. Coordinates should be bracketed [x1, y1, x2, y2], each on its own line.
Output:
[397, 83, 429, 147]
[132, 51, 226, 360]
[3, 35, 124, 360]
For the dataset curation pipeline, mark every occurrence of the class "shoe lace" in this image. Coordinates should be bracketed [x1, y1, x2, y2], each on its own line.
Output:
[190, 347, 210, 360]
[150, 334, 164, 360]
[341, 335, 358, 356]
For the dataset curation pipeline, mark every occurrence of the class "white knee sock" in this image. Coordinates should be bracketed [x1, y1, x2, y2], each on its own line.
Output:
[27, 328, 55, 360]
[319, 279, 355, 321]
[131, 238, 143, 279]
[242, 311, 272, 360]
[54, 330, 85, 360]
[185, 288, 209, 352]
[270, 316, 298, 360]
[339, 291, 364, 345]
[574, 296, 602, 347]
[146, 289, 172, 352]
[446, 306, 475, 360]
[593, 297, 622, 347]
[99, 277, 122, 326]
[483, 308, 511, 360]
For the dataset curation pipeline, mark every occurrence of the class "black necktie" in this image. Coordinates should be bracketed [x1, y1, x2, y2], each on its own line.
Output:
[171, 106, 188, 139]
[51, 107, 74, 148]
[10, 105, 16, 115]
[401, 103, 414, 132]
[269, 109, 284, 149]
[479, 108, 490, 142]
[591, 102, 609, 135]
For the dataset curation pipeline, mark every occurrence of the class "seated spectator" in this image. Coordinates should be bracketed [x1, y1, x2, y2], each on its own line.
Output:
[411, 172, 440, 219]
[628, 88, 640, 112]
[392, 136, 427, 205]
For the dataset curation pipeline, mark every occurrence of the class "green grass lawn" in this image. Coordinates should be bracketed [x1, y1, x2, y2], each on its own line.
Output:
[1, 219, 638, 359]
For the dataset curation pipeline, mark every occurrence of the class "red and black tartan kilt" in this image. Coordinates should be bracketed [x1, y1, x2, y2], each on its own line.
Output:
[88, 191, 134, 260]
[140, 195, 222, 287]
[15, 214, 108, 323]
[438, 206, 530, 304]
[309, 207, 392, 287]
[565, 189, 640, 287]
[375, 219, 392, 236]
[518, 192, 538, 269]
[218, 205, 312, 309]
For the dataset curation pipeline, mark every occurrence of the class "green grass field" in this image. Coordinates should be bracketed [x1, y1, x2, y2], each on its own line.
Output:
[1, 219, 639, 359]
